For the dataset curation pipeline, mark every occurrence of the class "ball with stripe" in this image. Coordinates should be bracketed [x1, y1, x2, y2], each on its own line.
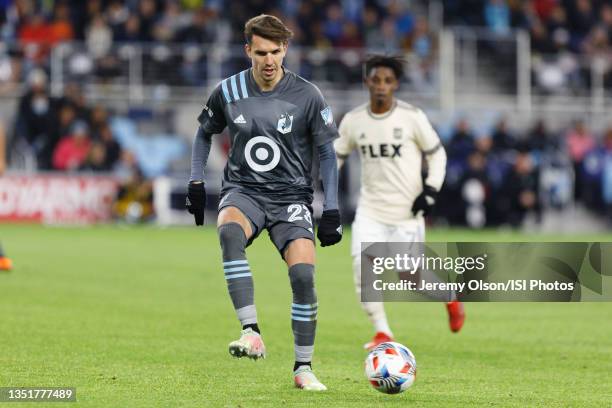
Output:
[365, 342, 417, 394]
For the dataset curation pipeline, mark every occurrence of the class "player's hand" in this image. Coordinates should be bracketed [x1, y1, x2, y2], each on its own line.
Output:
[317, 209, 342, 247]
[411, 185, 438, 217]
[186, 181, 206, 226]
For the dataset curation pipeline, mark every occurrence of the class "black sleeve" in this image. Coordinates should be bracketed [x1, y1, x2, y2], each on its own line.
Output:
[318, 141, 339, 211]
[197, 85, 227, 135]
[307, 85, 339, 146]
[190, 126, 213, 181]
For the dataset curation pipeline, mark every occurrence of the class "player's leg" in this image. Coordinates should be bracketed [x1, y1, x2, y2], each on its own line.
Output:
[284, 238, 326, 391]
[218, 195, 266, 359]
[393, 219, 465, 332]
[267, 201, 325, 390]
[351, 213, 394, 349]
[0, 242, 12, 271]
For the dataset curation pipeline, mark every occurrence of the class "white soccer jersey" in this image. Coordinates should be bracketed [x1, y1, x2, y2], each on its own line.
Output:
[335, 100, 446, 225]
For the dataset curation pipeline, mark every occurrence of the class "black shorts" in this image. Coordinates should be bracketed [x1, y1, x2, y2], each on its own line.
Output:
[218, 188, 315, 256]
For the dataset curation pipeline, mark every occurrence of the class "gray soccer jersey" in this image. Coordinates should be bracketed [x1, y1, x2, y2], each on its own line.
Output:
[198, 68, 338, 201]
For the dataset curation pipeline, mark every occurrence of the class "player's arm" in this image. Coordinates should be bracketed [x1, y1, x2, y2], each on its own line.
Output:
[318, 142, 339, 212]
[412, 110, 447, 217]
[308, 86, 342, 247]
[186, 86, 227, 226]
[334, 113, 355, 170]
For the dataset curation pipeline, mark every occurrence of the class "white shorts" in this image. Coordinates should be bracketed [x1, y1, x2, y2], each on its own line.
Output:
[351, 211, 425, 257]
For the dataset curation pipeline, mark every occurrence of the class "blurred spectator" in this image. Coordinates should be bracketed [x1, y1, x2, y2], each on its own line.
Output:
[176, 7, 214, 44]
[323, 3, 344, 45]
[18, 14, 52, 64]
[96, 123, 121, 168]
[50, 2, 74, 45]
[484, 0, 511, 35]
[565, 120, 596, 199]
[491, 118, 516, 152]
[362, 6, 382, 49]
[13, 68, 57, 169]
[62, 82, 90, 120]
[522, 119, 557, 153]
[89, 105, 109, 134]
[52, 120, 92, 171]
[566, 121, 596, 163]
[569, 0, 596, 43]
[115, 14, 143, 42]
[460, 150, 491, 228]
[112, 150, 154, 223]
[448, 119, 475, 161]
[379, 18, 401, 53]
[79, 141, 109, 171]
[51, 101, 78, 150]
[500, 152, 541, 226]
[105, 0, 130, 37]
[600, 129, 612, 219]
[86, 14, 113, 58]
[137, 0, 157, 42]
[336, 21, 363, 48]
[153, 0, 188, 42]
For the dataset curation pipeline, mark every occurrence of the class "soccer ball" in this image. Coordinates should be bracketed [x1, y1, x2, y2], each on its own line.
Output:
[365, 342, 417, 394]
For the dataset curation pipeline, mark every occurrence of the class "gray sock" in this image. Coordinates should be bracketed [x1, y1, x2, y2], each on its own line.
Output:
[289, 263, 317, 363]
[218, 223, 257, 325]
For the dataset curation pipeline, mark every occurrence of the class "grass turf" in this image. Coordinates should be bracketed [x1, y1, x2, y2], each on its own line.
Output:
[1, 225, 611, 407]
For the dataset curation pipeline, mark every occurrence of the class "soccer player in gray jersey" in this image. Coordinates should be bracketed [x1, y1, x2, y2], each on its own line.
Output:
[186, 15, 342, 391]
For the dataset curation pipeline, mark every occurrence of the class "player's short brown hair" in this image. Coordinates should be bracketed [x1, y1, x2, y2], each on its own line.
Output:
[244, 14, 293, 45]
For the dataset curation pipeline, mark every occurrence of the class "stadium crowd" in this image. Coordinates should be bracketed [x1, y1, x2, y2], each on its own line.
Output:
[2, 1, 610, 91]
[8, 67, 154, 221]
[446, 0, 612, 92]
[1, 0, 611, 226]
[436, 116, 612, 227]
[1, 0, 439, 89]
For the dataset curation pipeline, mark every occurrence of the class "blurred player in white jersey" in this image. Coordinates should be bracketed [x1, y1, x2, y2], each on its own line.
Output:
[335, 55, 465, 350]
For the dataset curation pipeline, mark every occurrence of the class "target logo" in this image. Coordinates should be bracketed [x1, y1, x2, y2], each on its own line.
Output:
[244, 136, 281, 172]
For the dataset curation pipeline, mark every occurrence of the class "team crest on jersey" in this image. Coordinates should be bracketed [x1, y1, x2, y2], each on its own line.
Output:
[393, 128, 403, 139]
[277, 113, 293, 134]
[320, 106, 333, 126]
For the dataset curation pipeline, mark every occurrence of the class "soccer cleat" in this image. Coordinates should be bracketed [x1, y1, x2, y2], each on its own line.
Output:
[446, 300, 465, 333]
[363, 332, 394, 351]
[294, 365, 327, 391]
[228, 328, 266, 360]
[0, 257, 12, 271]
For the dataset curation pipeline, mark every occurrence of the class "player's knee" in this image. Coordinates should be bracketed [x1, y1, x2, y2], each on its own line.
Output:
[289, 263, 316, 302]
[218, 222, 247, 258]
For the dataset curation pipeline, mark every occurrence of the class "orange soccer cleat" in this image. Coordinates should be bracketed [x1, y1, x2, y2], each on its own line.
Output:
[446, 300, 465, 333]
[363, 331, 394, 351]
[0, 256, 12, 271]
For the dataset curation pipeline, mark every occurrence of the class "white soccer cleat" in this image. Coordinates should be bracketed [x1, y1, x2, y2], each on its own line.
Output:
[294, 365, 327, 391]
[228, 328, 266, 360]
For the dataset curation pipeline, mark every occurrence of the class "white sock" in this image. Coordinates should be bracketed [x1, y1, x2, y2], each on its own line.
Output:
[361, 301, 393, 336]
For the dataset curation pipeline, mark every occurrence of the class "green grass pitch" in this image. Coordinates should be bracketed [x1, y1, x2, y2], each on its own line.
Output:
[1, 225, 611, 407]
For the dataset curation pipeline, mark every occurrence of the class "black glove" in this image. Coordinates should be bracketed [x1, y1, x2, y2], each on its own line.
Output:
[317, 209, 342, 247]
[411, 185, 438, 217]
[186, 181, 206, 226]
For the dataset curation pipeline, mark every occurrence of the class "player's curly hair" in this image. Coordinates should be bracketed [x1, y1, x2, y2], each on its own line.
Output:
[244, 14, 294, 45]
[364, 55, 405, 80]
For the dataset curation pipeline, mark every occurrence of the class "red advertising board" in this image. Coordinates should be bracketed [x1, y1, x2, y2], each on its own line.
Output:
[0, 175, 119, 224]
